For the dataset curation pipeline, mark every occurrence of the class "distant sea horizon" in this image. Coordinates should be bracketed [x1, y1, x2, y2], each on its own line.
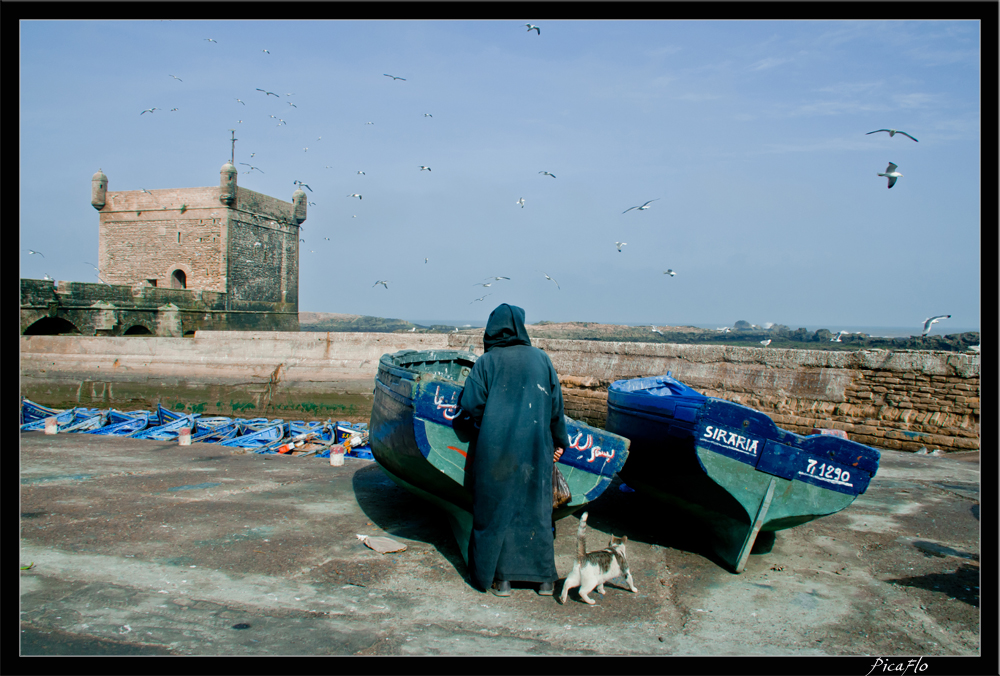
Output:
[407, 319, 980, 339]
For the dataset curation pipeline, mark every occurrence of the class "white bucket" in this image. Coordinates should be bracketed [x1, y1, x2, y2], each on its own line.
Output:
[44, 417, 58, 435]
[178, 427, 191, 446]
[330, 445, 345, 466]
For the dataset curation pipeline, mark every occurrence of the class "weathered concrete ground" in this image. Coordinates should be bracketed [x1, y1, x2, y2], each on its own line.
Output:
[19, 431, 982, 659]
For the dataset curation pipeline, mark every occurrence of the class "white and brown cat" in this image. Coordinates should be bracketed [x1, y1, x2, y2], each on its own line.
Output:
[559, 511, 638, 605]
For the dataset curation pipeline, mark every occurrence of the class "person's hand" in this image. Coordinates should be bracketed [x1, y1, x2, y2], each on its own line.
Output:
[553, 447, 564, 462]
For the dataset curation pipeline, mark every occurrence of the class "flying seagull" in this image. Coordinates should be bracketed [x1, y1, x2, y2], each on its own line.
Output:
[717, 327, 731, 333]
[878, 162, 903, 189]
[140, 108, 159, 115]
[485, 276, 511, 281]
[663, 269, 676, 276]
[542, 272, 560, 289]
[623, 199, 660, 214]
[651, 326, 663, 335]
[239, 163, 264, 173]
[276, 118, 287, 126]
[425, 258, 429, 264]
[139, 188, 153, 194]
[424, 113, 433, 117]
[384, 74, 406, 81]
[256, 88, 279, 97]
[921, 315, 951, 336]
[471, 293, 493, 304]
[373, 280, 389, 289]
[866, 129, 919, 142]
[348, 193, 362, 200]
[760, 339, 772, 347]
[42, 273, 54, 281]
[204, 38, 217, 43]
[357, 170, 365, 175]
[473, 282, 493, 288]
[236, 98, 245, 105]
[526, 24, 541, 34]
[171, 108, 179, 112]
[262, 49, 270, 54]
[293, 181, 313, 192]
[831, 331, 849, 342]
[419, 166, 431, 171]
[27, 249, 44, 257]
[539, 171, 556, 178]
[288, 101, 297, 108]
[169, 74, 182, 81]
[516, 197, 525, 208]
[615, 241, 627, 252]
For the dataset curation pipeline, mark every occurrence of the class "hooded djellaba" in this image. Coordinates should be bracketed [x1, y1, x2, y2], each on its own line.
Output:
[458, 303, 570, 593]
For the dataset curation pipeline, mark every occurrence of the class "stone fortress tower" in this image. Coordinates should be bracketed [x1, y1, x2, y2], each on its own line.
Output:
[20, 164, 305, 336]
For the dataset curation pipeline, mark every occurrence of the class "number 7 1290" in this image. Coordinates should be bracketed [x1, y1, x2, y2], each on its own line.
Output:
[805, 458, 850, 484]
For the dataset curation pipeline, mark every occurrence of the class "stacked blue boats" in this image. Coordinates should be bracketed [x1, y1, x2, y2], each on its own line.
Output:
[19, 399, 372, 459]
[605, 373, 881, 573]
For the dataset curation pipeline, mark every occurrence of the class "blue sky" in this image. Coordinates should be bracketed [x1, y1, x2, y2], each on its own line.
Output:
[19, 20, 982, 334]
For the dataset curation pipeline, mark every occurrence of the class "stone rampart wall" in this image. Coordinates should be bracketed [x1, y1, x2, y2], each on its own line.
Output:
[19, 332, 979, 453]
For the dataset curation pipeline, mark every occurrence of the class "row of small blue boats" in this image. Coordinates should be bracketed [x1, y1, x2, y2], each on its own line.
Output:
[19, 399, 372, 459]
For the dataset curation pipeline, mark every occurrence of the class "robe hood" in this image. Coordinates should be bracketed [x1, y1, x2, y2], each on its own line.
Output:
[482, 304, 532, 352]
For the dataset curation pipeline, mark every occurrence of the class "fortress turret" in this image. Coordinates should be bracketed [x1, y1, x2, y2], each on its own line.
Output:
[91, 168, 108, 210]
[219, 161, 237, 205]
[292, 187, 307, 225]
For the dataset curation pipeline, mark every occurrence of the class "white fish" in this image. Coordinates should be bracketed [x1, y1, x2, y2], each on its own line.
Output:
[878, 162, 903, 189]
[921, 315, 951, 336]
[866, 129, 918, 142]
[623, 199, 660, 214]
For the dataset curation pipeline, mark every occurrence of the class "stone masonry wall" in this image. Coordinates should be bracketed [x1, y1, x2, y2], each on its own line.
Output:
[449, 335, 980, 454]
[99, 187, 228, 291]
[19, 332, 979, 453]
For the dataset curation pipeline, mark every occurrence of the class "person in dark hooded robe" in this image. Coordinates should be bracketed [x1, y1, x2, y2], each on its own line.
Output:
[458, 303, 570, 596]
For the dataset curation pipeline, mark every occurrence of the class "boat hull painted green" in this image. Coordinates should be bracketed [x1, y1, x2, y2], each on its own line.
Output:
[608, 375, 880, 573]
[370, 349, 630, 563]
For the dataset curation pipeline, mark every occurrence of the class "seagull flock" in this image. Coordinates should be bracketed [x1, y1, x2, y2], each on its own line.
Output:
[27, 26, 951, 341]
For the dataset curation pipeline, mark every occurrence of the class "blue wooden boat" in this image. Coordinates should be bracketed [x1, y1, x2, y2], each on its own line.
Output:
[20, 399, 65, 426]
[218, 424, 283, 449]
[191, 421, 243, 443]
[87, 412, 150, 437]
[370, 349, 630, 563]
[606, 373, 881, 573]
[20, 407, 98, 433]
[129, 414, 197, 441]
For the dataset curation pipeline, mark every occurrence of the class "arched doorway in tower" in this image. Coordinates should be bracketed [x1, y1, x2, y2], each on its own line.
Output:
[170, 269, 187, 289]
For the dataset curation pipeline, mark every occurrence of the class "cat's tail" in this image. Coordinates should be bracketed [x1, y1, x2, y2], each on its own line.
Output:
[576, 511, 589, 559]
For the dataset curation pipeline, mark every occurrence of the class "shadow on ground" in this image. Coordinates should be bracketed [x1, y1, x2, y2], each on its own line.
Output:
[351, 463, 468, 575]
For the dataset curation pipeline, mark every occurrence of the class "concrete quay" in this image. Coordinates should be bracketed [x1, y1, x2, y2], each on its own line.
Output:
[19, 430, 985, 663]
